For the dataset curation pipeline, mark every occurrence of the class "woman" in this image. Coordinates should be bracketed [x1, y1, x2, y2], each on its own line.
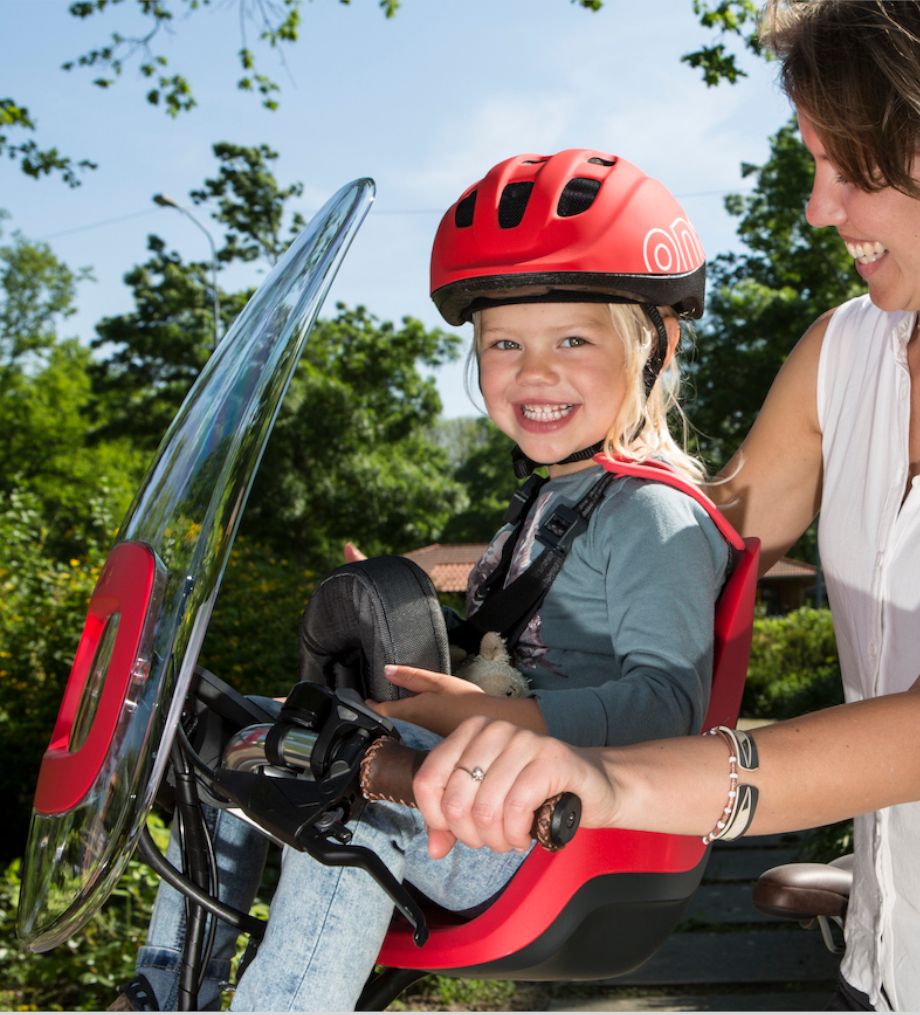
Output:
[415, 3, 920, 1010]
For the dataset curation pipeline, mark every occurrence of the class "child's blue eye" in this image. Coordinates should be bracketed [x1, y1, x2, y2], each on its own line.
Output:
[561, 336, 587, 348]
[493, 339, 520, 351]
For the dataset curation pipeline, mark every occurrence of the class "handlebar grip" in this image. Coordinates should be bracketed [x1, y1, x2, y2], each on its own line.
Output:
[358, 736, 581, 851]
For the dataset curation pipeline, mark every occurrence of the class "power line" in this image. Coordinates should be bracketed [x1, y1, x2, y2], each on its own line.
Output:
[36, 186, 753, 242]
[38, 208, 159, 241]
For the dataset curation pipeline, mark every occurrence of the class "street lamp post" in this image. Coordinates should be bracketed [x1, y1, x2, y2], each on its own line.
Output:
[153, 193, 222, 349]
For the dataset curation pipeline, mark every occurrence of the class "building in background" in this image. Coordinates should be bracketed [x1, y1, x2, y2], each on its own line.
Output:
[403, 545, 819, 615]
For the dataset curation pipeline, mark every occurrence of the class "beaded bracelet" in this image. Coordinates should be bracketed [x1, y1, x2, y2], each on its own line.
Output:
[701, 725, 760, 845]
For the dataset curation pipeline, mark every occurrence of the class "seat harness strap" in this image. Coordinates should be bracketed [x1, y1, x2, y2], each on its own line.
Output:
[450, 470, 615, 655]
[450, 455, 744, 660]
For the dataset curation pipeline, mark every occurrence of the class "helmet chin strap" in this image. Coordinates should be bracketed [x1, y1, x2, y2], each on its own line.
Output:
[511, 440, 606, 480]
[510, 306, 669, 481]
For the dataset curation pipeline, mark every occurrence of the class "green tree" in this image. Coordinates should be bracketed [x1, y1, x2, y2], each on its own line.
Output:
[438, 416, 520, 544]
[241, 304, 463, 569]
[682, 0, 762, 87]
[687, 117, 864, 470]
[0, 97, 96, 188]
[190, 142, 307, 265]
[0, 223, 139, 549]
[91, 235, 231, 446]
[0, 218, 90, 367]
[91, 142, 302, 444]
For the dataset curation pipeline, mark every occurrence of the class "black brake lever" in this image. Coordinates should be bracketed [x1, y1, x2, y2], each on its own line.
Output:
[214, 683, 429, 945]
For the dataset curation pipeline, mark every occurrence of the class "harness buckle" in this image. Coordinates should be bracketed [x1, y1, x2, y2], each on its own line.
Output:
[537, 504, 587, 553]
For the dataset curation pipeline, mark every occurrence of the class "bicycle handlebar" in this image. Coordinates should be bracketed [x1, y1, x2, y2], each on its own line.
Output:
[358, 735, 582, 851]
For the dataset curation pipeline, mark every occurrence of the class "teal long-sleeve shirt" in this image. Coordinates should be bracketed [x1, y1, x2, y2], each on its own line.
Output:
[466, 465, 730, 748]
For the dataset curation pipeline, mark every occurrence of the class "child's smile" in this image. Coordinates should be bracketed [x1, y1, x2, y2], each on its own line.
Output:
[478, 302, 628, 476]
[519, 401, 577, 426]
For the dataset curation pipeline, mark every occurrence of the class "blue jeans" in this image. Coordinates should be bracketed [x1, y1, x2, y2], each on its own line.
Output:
[136, 722, 528, 1011]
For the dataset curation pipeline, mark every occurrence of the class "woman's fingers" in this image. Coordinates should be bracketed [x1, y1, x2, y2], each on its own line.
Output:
[415, 718, 563, 854]
[415, 718, 621, 855]
[415, 715, 493, 852]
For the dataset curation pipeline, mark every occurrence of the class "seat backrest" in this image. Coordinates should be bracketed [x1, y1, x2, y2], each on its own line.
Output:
[376, 459, 760, 976]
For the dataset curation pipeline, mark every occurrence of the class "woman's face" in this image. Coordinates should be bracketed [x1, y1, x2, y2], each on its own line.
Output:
[477, 301, 628, 477]
[799, 111, 920, 313]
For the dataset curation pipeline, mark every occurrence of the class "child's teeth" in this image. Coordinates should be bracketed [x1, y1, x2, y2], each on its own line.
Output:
[523, 404, 573, 421]
[845, 240, 887, 264]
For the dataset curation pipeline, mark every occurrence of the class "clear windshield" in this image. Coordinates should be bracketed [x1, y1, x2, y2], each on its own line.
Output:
[18, 178, 375, 951]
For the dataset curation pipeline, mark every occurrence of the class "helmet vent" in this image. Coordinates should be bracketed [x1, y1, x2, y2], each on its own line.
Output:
[557, 177, 601, 217]
[455, 190, 477, 228]
[498, 182, 534, 228]
[587, 156, 616, 167]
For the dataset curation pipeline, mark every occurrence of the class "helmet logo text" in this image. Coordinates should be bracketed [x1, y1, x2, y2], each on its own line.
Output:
[643, 218, 704, 274]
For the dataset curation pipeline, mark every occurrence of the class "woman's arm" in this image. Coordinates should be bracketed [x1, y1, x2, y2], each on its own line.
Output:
[708, 312, 829, 573]
[414, 681, 920, 857]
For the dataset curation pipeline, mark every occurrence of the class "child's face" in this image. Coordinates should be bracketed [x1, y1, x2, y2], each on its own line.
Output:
[477, 302, 628, 477]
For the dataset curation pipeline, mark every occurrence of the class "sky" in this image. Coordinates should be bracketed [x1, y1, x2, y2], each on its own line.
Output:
[2, 0, 794, 418]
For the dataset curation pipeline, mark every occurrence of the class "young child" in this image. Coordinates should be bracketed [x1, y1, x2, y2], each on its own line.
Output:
[121, 148, 730, 1012]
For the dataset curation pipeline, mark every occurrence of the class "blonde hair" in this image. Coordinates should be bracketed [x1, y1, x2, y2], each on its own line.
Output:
[760, 0, 920, 196]
[599, 303, 704, 484]
[469, 302, 706, 485]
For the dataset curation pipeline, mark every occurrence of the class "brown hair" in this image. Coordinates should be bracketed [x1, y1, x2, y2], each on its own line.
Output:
[760, 0, 920, 197]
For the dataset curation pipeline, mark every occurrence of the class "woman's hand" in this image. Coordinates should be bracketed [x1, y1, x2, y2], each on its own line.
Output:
[413, 717, 620, 859]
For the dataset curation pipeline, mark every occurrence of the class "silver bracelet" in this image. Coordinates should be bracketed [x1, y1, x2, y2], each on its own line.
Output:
[701, 725, 760, 845]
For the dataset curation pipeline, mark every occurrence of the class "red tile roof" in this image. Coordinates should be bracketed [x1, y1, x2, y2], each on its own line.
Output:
[402, 544, 488, 593]
[763, 557, 817, 581]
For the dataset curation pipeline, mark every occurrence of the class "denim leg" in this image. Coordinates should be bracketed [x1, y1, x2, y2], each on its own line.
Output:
[136, 807, 269, 1010]
[229, 723, 527, 1012]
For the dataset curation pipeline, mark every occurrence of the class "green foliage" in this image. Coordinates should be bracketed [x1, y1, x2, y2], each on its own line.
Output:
[0, 817, 169, 1012]
[681, 0, 763, 86]
[190, 142, 306, 266]
[64, 0, 399, 117]
[0, 220, 92, 366]
[0, 97, 96, 187]
[199, 536, 315, 698]
[742, 607, 843, 720]
[687, 118, 865, 469]
[241, 304, 463, 568]
[394, 974, 517, 1011]
[92, 142, 316, 444]
[0, 487, 117, 859]
[90, 235, 219, 445]
[8, 1, 768, 187]
[438, 416, 519, 544]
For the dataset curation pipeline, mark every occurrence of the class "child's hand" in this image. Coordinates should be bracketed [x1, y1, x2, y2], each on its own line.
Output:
[367, 665, 484, 735]
[343, 542, 367, 562]
[384, 664, 483, 698]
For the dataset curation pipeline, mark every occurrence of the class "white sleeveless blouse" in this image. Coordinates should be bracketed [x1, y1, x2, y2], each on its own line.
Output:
[817, 294, 920, 1011]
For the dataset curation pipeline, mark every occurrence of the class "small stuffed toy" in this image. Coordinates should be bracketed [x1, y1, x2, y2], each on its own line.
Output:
[453, 631, 530, 698]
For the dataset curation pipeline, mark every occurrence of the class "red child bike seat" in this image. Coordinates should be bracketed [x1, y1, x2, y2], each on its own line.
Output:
[365, 456, 760, 1004]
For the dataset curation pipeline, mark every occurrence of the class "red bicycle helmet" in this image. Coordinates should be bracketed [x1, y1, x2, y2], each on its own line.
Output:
[430, 148, 705, 326]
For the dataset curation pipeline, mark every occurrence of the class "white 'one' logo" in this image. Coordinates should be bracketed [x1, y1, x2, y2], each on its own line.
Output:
[643, 218, 704, 273]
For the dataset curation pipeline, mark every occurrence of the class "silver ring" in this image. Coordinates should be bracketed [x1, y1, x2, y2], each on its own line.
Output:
[455, 764, 486, 782]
